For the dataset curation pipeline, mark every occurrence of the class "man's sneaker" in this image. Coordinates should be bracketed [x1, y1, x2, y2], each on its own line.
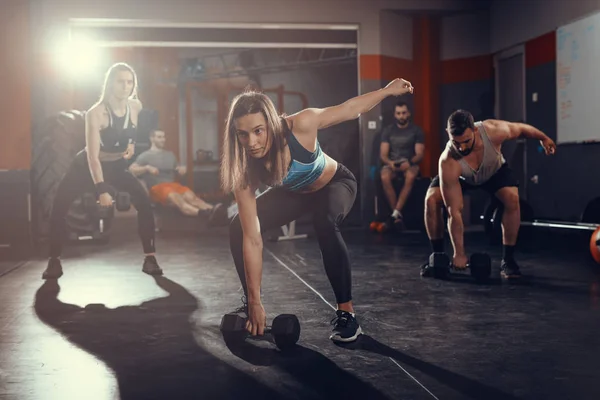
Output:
[329, 310, 362, 343]
[42, 258, 63, 280]
[500, 259, 522, 279]
[420, 262, 435, 277]
[142, 255, 163, 276]
[391, 212, 404, 228]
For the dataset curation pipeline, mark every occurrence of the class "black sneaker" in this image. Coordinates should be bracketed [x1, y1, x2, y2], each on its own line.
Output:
[206, 203, 228, 227]
[420, 262, 435, 277]
[329, 310, 362, 343]
[500, 259, 522, 279]
[142, 255, 163, 276]
[42, 257, 63, 280]
[391, 213, 405, 229]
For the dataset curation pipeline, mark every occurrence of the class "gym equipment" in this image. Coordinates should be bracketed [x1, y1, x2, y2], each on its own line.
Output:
[274, 220, 309, 241]
[467, 253, 493, 281]
[196, 149, 214, 162]
[424, 252, 492, 281]
[76, 191, 130, 244]
[225, 188, 307, 241]
[484, 198, 600, 244]
[220, 313, 301, 350]
[31, 110, 94, 242]
[66, 195, 113, 244]
[483, 198, 535, 245]
[590, 226, 600, 264]
[83, 191, 131, 216]
[369, 221, 389, 233]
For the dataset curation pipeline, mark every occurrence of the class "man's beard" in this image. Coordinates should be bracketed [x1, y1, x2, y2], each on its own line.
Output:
[457, 135, 476, 156]
[396, 118, 408, 126]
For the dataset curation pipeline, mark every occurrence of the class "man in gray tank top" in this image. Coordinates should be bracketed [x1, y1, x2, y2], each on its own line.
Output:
[422, 110, 556, 279]
[129, 130, 226, 223]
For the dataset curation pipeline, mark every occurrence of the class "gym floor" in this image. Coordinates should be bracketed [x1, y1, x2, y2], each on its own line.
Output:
[1, 217, 599, 400]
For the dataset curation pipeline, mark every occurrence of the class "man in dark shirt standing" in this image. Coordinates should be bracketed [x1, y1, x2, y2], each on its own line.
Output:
[379, 100, 426, 225]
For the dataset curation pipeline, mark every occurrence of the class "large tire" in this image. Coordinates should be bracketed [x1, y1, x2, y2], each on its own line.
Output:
[31, 110, 112, 243]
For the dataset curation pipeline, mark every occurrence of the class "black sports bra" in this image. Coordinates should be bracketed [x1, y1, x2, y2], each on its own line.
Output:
[99, 103, 137, 153]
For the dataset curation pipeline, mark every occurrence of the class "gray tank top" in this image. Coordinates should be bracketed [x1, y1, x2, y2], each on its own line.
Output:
[447, 121, 505, 185]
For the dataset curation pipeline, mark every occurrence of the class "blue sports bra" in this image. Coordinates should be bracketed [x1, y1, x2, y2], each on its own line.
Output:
[280, 124, 327, 191]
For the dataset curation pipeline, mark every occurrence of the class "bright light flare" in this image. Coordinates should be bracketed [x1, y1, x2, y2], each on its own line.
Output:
[53, 36, 104, 81]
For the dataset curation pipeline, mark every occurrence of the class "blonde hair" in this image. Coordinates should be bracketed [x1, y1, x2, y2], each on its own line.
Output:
[98, 62, 138, 104]
[221, 90, 288, 193]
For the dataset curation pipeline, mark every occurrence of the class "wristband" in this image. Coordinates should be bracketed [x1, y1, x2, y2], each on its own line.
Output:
[95, 182, 113, 195]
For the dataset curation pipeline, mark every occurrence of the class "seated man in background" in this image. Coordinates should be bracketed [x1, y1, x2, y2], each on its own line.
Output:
[130, 129, 225, 223]
[379, 100, 425, 226]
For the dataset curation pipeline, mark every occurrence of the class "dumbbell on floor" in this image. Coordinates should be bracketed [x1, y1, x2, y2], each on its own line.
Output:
[220, 313, 301, 350]
[422, 252, 492, 281]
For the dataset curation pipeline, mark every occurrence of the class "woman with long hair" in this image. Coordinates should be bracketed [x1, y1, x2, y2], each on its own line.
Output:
[221, 78, 414, 342]
[42, 62, 163, 280]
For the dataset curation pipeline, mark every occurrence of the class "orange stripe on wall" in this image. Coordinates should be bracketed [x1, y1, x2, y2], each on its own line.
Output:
[359, 55, 413, 81]
[412, 15, 441, 178]
[361, 54, 492, 85]
[0, 0, 31, 170]
[441, 55, 493, 85]
[525, 31, 555, 68]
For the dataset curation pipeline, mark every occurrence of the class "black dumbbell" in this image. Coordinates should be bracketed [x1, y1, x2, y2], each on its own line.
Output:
[467, 252, 492, 281]
[83, 191, 131, 215]
[113, 192, 131, 212]
[220, 313, 301, 350]
[423, 252, 492, 281]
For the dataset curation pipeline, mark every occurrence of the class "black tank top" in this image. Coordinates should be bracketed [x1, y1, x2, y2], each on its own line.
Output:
[100, 103, 137, 153]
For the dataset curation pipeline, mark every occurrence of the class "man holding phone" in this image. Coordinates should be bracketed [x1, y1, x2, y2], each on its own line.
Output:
[379, 100, 426, 226]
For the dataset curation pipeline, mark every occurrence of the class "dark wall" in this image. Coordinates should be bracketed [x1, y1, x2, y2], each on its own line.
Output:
[525, 60, 600, 221]
[0, 171, 32, 256]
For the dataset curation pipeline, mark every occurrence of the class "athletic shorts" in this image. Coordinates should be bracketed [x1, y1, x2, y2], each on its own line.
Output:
[149, 182, 191, 205]
[429, 163, 519, 195]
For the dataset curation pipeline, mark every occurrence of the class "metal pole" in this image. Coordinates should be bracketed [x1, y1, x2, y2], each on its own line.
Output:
[520, 220, 598, 231]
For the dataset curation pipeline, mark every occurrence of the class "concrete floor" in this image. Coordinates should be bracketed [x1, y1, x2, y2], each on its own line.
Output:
[1, 217, 599, 400]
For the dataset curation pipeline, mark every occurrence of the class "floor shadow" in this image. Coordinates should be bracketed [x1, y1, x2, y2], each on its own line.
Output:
[222, 336, 392, 400]
[500, 275, 597, 298]
[34, 277, 286, 400]
[423, 272, 596, 298]
[423, 273, 503, 286]
[336, 335, 522, 400]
